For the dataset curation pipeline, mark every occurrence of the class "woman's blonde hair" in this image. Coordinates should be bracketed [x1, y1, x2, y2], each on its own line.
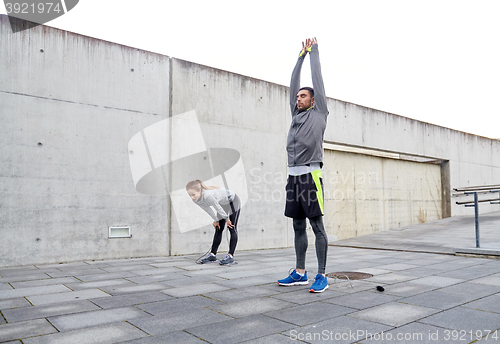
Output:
[185, 179, 220, 191]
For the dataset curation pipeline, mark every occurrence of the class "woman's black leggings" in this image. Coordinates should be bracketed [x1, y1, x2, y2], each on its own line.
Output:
[211, 195, 240, 256]
[293, 215, 328, 274]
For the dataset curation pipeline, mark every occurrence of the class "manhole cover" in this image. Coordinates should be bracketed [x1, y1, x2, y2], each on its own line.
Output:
[326, 272, 373, 280]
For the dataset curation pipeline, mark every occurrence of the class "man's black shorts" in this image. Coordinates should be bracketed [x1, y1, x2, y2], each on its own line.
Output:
[284, 170, 324, 219]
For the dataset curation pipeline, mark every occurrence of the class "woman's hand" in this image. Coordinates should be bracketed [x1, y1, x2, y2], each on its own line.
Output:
[226, 219, 234, 229]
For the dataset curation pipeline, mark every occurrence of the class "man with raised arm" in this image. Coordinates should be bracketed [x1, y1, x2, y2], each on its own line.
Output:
[277, 37, 330, 293]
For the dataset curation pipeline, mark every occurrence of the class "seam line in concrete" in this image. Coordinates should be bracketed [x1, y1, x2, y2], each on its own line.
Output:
[0, 90, 162, 115]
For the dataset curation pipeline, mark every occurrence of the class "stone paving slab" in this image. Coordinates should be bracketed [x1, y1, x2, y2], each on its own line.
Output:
[401, 267, 446, 277]
[358, 322, 463, 344]
[349, 302, 440, 327]
[158, 274, 226, 287]
[324, 290, 402, 310]
[377, 263, 422, 271]
[90, 290, 173, 309]
[0, 284, 71, 300]
[119, 330, 206, 344]
[0, 273, 52, 284]
[10, 277, 81, 289]
[123, 273, 187, 284]
[367, 273, 420, 284]
[48, 306, 150, 332]
[328, 279, 380, 294]
[0, 297, 31, 309]
[470, 275, 500, 287]
[126, 266, 186, 276]
[64, 279, 135, 291]
[21, 322, 148, 344]
[438, 266, 497, 279]
[462, 294, 500, 313]
[438, 281, 500, 298]
[400, 290, 480, 310]
[44, 269, 110, 278]
[419, 306, 500, 332]
[160, 282, 231, 298]
[0, 319, 57, 342]
[100, 266, 160, 274]
[127, 307, 231, 336]
[233, 333, 297, 344]
[209, 296, 294, 318]
[99, 283, 173, 296]
[378, 282, 440, 297]
[34, 262, 89, 269]
[26, 288, 110, 306]
[0, 284, 12, 291]
[408, 276, 464, 288]
[266, 302, 356, 326]
[282, 314, 393, 344]
[270, 288, 343, 305]
[2, 299, 100, 323]
[75, 271, 138, 282]
[210, 275, 272, 288]
[135, 295, 222, 316]
[207, 285, 278, 302]
[185, 314, 296, 344]
[0, 267, 39, 277]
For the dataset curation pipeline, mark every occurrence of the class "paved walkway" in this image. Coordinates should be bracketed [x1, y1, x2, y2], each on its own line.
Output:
[1, 213, 500, 344]
[330, 211, 500, 256]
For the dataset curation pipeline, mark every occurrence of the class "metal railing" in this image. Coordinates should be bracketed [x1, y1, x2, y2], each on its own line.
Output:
[453, 184, 500, 248]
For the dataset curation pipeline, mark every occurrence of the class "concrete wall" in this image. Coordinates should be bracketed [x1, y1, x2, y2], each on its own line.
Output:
[1, 15, 499, 266]
[325, 100, 500, 216]
[1, 16, 171, 266]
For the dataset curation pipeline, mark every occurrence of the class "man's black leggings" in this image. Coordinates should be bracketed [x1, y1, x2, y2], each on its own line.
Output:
[293, 215, 328, 274]
[211, 195, 240, 256]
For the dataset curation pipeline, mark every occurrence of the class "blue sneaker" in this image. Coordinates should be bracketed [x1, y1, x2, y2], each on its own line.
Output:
[310, 274, 328, 293]
[277, 269, 308, 286]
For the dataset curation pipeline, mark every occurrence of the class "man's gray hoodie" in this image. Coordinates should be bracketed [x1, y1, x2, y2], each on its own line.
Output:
[287, 44, 329, 168]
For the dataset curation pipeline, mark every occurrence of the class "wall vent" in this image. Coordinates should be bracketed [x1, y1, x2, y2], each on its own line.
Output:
[109, 226, 131, 238]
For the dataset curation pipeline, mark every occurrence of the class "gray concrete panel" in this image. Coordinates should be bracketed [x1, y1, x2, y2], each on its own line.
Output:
[160, 282, 230, 298]
[266, 302, 356, 326]
[135, 295, 221, 316]
[209, 297, 293, 318]
[0, 319, 57, 342]
[0, 284, 71, 300]
[0, 297, 32, 310]
[27, 288, 110, 306]
[419, 306, 500, 332]
[185, 315, 295, 344]
[401, 290, 484, 310]
[90, 291, 172, 309]
[349, 302, 440, 327]
[47, 306, 150, 332]
[119, 331, 205, 344]
[2, 300, 100, 323]
[21, 322, 148, 344]
[0, 14, 170, 267]
[127, 308, 231, 335]
[283, 315, 393, 344]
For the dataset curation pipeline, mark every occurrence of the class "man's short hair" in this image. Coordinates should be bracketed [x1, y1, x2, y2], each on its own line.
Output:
[299, 87, 314, 97]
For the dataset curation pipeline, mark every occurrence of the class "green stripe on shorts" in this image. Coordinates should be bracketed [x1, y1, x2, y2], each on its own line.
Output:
[311, 169, 324, 214]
